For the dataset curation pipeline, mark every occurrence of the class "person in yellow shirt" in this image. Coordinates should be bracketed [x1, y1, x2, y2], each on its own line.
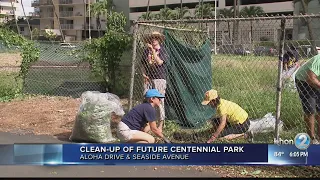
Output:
[201, 89, 254, 143]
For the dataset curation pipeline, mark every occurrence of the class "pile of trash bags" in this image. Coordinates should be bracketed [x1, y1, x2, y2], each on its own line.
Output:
[69, 91, 125, 143]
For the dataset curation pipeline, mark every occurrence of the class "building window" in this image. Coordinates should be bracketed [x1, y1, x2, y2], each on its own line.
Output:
[20, 27, 24, 32]
[226, 0, 292, 6]
[130, 1, 218, 13]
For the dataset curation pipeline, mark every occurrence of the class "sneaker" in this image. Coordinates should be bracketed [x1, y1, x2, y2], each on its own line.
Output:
[245, 131, 254, 143]
[312, 139, 319, 145]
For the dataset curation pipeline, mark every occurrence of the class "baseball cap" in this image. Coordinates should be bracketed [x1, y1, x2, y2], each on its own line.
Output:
[201, 89, 218, 105]
[145, 89, 165, 98]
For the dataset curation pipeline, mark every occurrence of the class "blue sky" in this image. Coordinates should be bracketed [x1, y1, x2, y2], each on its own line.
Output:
[19, 0, 34, 16]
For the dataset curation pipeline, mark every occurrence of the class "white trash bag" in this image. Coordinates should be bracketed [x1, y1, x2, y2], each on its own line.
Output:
[281, 64, 300, 91]
[69, 91, 125, 143]
[248, 113, 284, 134]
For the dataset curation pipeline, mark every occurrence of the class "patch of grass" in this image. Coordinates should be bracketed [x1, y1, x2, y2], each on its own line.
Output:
[164, 54, 304, 143]
[0, 71, 23, 102]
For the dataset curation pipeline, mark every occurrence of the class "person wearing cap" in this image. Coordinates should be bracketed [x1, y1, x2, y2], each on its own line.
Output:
[201, 89, 253, 143]
[141, 31, 168, 131]
[116, 89, 170, 143]
[283, 46, 299, 72]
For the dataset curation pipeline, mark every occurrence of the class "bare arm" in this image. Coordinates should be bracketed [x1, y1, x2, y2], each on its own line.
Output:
[149, 121, 164, 138]
[306, 70, 320, 89]
[152, 49, 164, 65]
[147, 44, 164, 65]
[207, 115, 227, 143]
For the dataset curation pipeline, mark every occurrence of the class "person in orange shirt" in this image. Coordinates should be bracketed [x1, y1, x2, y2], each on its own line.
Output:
[201, 89, 254, 143]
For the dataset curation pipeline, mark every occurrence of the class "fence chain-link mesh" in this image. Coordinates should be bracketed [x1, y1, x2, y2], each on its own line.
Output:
[0, 41, 131, 99]
[130, 15, 320, 144]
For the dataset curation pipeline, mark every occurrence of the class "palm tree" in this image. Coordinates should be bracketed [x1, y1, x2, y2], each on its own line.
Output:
[232, 0, 240, 44]
[240, 6, 264, 43]
[10, 0, 19, 34]
[51, 0, 64, 42]
[89, 0, 111, 37]
[21, 0, 32, 40]
[173, 7, 191, 20]
[219, 7, 234, 40]
[154, 8, 175, 20]
[146, 0, 150, 19]
[139, 12, 154, 20]
[293, 0, 316, 55]
[195, 3, 215, 19]
[180, 0, 183, 18]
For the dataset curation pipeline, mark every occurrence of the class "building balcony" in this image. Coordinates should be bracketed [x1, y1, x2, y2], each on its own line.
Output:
[60, 11, 73, 17]
[61, 24, 73, 29]
[29, 12, 40, 17]
[83, 24, 94, 29]
[32, 12, 54, 18]
[32, 0, 53, 6]
[5, 11, 14, 15]
[59, 0, 72, 5]
[31, 0, 39, 7]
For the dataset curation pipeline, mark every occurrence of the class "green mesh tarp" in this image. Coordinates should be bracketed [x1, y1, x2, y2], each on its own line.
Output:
[163, 29, 215, 128]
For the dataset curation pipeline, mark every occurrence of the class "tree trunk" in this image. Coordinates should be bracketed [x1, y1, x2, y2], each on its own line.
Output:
[228, 22, 231, 41]
[250, 20, 253, 44]
[232, 0, 237, 44]
[146, 0, 150, 19]
[97, 16, 101, 37]
[21, 0, 32, 40]
[301, 0, 317, 55]
[51, 0, 64, 42]
[236, 0, 240, 44]
[10, 0, 19, 34]
[83, 0, 87, 40]
[180, 0, 183, 19]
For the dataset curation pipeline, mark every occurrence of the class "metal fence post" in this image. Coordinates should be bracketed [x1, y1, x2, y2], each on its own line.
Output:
[275, 17, 286, 141]
[129, 22, 139, 110]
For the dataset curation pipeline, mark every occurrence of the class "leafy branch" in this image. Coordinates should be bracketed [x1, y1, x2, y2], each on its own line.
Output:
[81, 11, 132, 93]
[0, 27, 39, 83]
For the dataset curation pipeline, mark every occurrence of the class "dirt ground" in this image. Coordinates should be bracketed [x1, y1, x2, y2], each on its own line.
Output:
[0, 95, 125, 141]
[0, 53, 21, 67]
[0, 95, 320, 178]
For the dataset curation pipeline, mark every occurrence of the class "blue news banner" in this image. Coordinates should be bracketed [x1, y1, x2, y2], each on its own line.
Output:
[0, 144, 318, 165]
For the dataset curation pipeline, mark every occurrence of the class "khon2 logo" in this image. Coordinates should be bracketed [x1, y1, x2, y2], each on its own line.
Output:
[274, 133, 311, 150]
[294, 133, 311, 150]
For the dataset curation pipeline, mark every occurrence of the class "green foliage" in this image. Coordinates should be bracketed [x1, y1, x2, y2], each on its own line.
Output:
[81, 11, 132, 94]
[219, 7, 234, 18]
[44, 30, 57, 42]
[106, 11, 127, 32]
[0, 72, 23, 102]
[195, 3, 215, 19]
[139, 7, 191, 20]
[240, 6, 265, 17]
[0, 27, 39, 82]
[31, 28, 40, 40]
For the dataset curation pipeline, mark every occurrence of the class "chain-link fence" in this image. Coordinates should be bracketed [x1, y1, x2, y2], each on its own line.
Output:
[0, 40, 132, 99]
[129, 14, 320, 144]
[1, 14, 320, 144]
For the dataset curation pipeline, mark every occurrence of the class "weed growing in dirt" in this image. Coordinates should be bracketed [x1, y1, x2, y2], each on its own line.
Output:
[0, 71, 23, 102]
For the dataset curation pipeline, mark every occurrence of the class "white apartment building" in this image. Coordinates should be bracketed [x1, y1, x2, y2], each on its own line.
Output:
[31, 0, 130, 41]
[31, 0, 102, 41]
[129, 0, 294, 21]
[0, 0, 20, 23]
